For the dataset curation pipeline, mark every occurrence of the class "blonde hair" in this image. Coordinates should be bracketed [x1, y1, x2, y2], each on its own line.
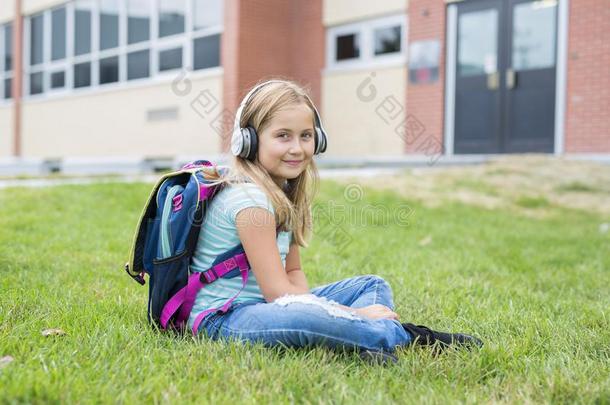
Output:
[207, 79, 320, 247]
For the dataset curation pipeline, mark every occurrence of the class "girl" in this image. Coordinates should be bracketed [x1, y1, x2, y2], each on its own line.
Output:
[187, 79, 482, 364]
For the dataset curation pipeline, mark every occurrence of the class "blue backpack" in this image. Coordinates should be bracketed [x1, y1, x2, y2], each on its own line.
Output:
[124, 160, 252, 335]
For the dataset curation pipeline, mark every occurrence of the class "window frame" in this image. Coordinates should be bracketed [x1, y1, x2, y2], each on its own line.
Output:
[326, 14, 408, 72]
[19, 0, 222, 103]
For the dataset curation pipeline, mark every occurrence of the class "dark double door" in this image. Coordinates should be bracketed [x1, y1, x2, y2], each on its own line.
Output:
[454, 0, 558, 154]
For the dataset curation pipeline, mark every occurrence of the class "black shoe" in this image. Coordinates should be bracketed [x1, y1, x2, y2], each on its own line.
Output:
[358, 349, 398, 366]
[402, 323, 483, 351]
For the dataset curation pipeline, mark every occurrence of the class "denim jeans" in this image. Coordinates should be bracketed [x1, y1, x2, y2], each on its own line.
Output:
[197, 274, 413, 353]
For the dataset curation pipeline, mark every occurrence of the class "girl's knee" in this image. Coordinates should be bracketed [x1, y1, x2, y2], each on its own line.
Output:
[357, 274, 391, 289]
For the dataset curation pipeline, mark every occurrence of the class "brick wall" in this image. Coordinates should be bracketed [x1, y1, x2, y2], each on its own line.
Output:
[564, 0, 610, 153]
[404, 0, 446, 155]
[221, 0, 324, 152]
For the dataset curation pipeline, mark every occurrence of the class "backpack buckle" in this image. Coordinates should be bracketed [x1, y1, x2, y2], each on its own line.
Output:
[200, 270, 217, 284]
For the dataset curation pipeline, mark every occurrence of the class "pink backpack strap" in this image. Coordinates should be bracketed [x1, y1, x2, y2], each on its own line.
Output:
[159, 253, 249, 331]
[191, 254, 250, 335]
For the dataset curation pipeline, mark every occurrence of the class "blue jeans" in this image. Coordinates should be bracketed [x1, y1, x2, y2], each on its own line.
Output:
[197, 275, 413, 353]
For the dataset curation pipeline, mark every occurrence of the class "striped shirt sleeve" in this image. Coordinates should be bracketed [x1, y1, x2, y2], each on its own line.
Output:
[223, 183, 275, 224]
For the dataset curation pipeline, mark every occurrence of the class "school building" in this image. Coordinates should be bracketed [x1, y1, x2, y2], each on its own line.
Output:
[0, 0, 608, 173]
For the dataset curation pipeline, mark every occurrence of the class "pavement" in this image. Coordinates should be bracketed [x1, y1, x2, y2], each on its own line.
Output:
[0, 167, 407, 189]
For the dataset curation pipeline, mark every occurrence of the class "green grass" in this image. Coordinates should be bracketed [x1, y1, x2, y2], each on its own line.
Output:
[514, 195, 552, 209]
[453, 178, 499, 196]
[1, 180, 609, 404]
[555, 181, 605, 194]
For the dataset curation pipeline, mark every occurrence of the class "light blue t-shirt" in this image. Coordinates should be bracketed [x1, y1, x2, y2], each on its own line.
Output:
[188, 182, 292, 330]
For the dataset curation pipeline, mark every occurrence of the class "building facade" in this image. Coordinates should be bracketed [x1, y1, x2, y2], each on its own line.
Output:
[0, 0, 608, 167]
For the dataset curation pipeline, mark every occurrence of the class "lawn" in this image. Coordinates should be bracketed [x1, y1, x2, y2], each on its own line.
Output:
[1, 165, 609, 404]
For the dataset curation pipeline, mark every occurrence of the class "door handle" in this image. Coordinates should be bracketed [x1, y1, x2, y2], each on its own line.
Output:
[486, 72, 499, 90]
[506, 69, 517, 89]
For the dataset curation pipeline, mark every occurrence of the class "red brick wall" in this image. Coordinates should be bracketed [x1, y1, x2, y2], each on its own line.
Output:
[564, 0, 610, 153]
[404, 1, 446, 155]
[221, 0, 324, 152]
[289, 0, 324, 110]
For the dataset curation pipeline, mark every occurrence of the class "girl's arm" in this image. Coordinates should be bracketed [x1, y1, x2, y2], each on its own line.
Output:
[282, 239, 399, 320]
[284, 243, 309, 290]
[236, 207, 399, 320]
[236, 207, 310, 302]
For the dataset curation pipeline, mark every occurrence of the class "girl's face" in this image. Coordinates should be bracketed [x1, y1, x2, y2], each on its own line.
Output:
[256, 102, 316, 187]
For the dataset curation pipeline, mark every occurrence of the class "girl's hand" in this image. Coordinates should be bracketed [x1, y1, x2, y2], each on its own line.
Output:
[353, 304, 400, 321]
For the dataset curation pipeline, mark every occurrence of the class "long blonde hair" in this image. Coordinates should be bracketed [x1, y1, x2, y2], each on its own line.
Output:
[207, 79, 320, 247]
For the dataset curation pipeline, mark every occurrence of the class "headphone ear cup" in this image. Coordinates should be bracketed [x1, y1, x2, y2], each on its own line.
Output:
[231, 128, 244, 157]
[237, 127, 250, 159]
[245, 126, 258, 161]
[320, 130, 327, 153]
[314, 127, 327, 154]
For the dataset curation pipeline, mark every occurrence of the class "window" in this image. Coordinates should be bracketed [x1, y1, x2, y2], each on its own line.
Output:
[51, 7, 67, 60]
[159, 0, 185, 38]
[192, 0, 222, 71]
[458, 9, 498, 76]
[51, 71, 66, 89]
[1, 23, 13, 100]
[100, 0, 120, 51]
[28, 14, 46, 95]
[74, 1, 93, 56]
[193, 0, 222, 30]
[127, 49, 150, 80]
[30, 13, 44, 66]
[99, 56, 119, 84]
[327, 14, 406, 69]
[18, 0, 223, 100]
[336, 33, 360, 61]
[30, 72, 44, 94]
[159, 47, 182, 71]
[374, 26, 401, 55]
[3, 24, 12, 72]
[74, 62, 91, 88]
[128, 0, 150, 44]
[512, 1, 557, 71]
[48, 5, 69, 93]
[3, 78, 11, 99]
[193, 34, 220, 70]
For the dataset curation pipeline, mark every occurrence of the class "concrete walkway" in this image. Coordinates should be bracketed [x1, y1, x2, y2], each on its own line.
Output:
[0, 167, 407, 189]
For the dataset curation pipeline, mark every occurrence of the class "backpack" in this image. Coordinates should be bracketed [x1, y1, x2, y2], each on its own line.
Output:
[124, 160, 252, 335]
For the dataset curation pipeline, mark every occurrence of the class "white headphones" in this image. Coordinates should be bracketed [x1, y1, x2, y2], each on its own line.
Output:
[230, 80, 328, 161]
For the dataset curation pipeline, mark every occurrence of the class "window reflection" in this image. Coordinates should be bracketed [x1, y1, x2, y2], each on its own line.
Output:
[193, 34, 220, 70]
[512, 0, 557, 71]
[374, 26, 401, 55]
[458, 9, 498, 76]
[51, 71, 65, 89]
[30, 14, 44, 66]
[3, 24, 12, 71]
[100, 0, 120, 50]
[51, 7, 66, 61]
[159, 0, 185, 38]
[128, 0, 150, 44]
[159, 47, 182, 71]
[74, 1, 93, 56]
[29, 72, 43, 94]
[74, 62, 91, 88]
[100, 56, 120, 84]
[127, 49, 150, 80]
[193, 0, 223, 30]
